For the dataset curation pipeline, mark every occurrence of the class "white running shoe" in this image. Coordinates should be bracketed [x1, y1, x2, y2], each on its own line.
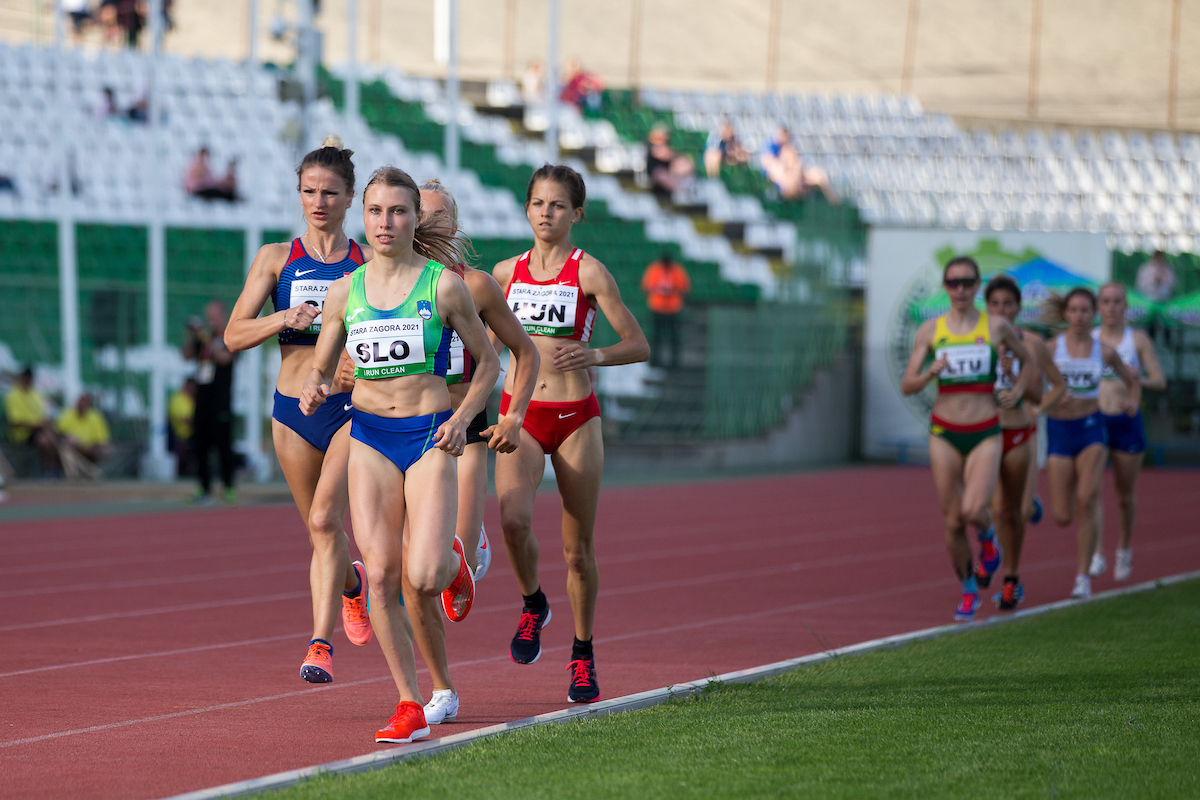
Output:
[1070, 574, 1092, 599]
[474, 525, 491, 582]
[1114, 549, 1132, 582]
[423, 689, 459, 724]
[1088, 553, 1108, 577]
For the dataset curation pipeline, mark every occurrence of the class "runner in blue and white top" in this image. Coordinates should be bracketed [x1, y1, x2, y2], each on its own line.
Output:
[1039, 287, 1140, 601]
[1088, 283, 1167, 582]
[225, 135, 374, 685]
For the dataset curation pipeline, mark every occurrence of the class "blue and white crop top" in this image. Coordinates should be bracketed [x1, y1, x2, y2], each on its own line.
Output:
[1094, 326, 1139, 381]
[1054, 334, 1103, 400]
[272, 238, 366, 346]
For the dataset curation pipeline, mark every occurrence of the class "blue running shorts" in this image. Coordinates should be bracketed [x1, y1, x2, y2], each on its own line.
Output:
[1100, 410, 1146, 454]
[1046, 412, 1107, 459]
[350, 408, 453, 474]
[272, 390, 352, 453]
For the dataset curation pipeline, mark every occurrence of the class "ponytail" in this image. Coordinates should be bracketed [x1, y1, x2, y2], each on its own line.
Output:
[1041, 286, 1096, 326]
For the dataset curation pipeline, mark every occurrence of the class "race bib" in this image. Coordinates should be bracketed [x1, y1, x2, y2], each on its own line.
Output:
[446, 330, 465, 379]
[936, 343, 991, 381]
[1058, 358, 1100, 393]
[508, 282, 579, 337]
[289, 279, 334, 334]
[346, 318, 426, 378]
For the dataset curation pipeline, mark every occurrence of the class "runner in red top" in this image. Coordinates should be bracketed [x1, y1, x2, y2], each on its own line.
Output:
[491, 164, 650, 703]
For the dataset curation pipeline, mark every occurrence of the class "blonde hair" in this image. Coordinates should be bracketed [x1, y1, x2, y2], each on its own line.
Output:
[420, 179, 459, 224]
[364, 166, 466, 270]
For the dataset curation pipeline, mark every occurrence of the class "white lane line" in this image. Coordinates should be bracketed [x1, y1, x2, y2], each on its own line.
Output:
[0, 541, 303, 578]
[0, 562, 311, 600]
[0, 591, 311, 633]
[159, 570, 1200, 800]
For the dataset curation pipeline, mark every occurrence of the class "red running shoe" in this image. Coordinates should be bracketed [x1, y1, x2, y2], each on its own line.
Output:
[300, 639, 333, 683]
[342, 561, 373, 646]
[441, 536, 475, 622]
[375, 701, 431, 744]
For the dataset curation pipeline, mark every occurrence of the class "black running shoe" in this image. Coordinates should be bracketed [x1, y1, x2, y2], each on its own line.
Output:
[510, 604, 551, 664]
[567, 655, 600, 703]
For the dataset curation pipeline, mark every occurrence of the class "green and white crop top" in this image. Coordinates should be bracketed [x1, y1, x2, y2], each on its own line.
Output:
[343, 261, 453, 380]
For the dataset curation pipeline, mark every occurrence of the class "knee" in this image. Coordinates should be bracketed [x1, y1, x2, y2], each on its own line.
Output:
[364, 560, 401, 601]
[1118, 493, 1136, 513]
[1077, 486, 1099, 512]
[500, 508, 533, 543]
[1052, 504, 1073, 526]
[406, 561, 443, 596]
[307, 504, 343, 543]
[562, 540, 595, 575]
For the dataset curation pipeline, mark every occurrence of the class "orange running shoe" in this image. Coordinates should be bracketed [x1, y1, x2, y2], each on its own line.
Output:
[441, 536, 475, 623]
[375, 701, 431, 744]
[342, 561, 373, 646]
[300, 639, 333, 683]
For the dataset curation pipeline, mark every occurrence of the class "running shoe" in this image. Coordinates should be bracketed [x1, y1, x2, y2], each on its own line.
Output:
[441, 536, 475, 623]
[342, 561, 373, 646]
[375, 701, 431, 744]
[995, 580, 1024, 611]
[976, 527, 1002, 585]
[510, 604, 552, 664]
[1030, 496, 1044, 524]
[300, 640, 333, 683]
[567, 655, 600, 703]
[190, 490, 216, 506]
[1114, 549, 1132, 582]
[223, 487, 237, 505]
[1070, 574, 1092, 600]
[423, 689, 459, 724]
[474, 526, 491, 582]
[954, 591, 981, 621]
[1088, 553, 1107, 577]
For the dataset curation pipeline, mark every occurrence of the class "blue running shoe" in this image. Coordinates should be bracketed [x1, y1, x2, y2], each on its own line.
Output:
[975, 528, 1002, 587]
[994, 580, 1024, 611]
[1030, 496, 1044, 525]
[954, 591, 981, 621]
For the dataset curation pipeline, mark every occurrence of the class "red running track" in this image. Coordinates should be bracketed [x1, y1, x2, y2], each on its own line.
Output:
[1, 465, 1197, 799]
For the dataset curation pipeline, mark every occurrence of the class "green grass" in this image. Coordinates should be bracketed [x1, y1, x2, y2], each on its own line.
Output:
[260, 579, 1200, 799]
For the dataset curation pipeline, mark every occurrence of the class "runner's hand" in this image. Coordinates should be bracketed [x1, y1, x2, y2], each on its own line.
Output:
[299, 383, 330, 416]
[927, 358, 948, 379]
[433, 416, 468, 457]
[996, 389, 1019, 409]
[484, 415, 522, 454]
[553, 344, 594, 371]
[1123, 398, 1139, 416]
[332, 353, 356, 394]
[285, 303, 320, 332]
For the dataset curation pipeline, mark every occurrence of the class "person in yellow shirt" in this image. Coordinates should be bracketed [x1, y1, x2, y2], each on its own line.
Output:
[168, 378, 196, 475]
[56, 393, 112, 463]
[5, 366, 59, 473]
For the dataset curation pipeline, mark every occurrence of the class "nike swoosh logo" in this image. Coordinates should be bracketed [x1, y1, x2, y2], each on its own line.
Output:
[343, 403, 353, 411]
[295, 269, 317, 277]
[347, 308, 366, 321]
[558, 412, 576, 419]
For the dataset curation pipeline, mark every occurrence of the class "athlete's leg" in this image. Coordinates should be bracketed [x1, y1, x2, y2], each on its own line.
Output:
[1021, 431, 1039, 522]
[456, 441, 489, 572]
[402, 447, 461, 597]
[928, 436, 970, 580]
[348, 439, 421, 703]
[1072, 444, 1108, 576]
[994, 440, 1032, 578]
[306, 424, 360, 622]
[1110, 450, 1143, 551]
[495, 427, 548, 596]
[551, 417, 604, 642]
[401, 528, 454, 693]
[1047, 455, 1078, 528]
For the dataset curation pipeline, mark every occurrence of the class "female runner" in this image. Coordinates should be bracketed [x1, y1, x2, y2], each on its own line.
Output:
[301, 165, 498, 743]
[225, 136, 373, 683]
[405, 179, 541, 725]
[1041, 287, 1140, 599]
[984, 275, 1066, 610]
[901, 257, 1031, 620]
[1088, 283, 1165, 581]
[492, 164, 649, 703]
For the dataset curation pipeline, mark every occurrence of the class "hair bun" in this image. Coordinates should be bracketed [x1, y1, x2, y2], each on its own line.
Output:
[321, 134, 347, 151]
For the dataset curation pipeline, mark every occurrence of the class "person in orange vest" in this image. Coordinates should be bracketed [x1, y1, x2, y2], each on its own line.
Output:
[641, 253, 691, 369]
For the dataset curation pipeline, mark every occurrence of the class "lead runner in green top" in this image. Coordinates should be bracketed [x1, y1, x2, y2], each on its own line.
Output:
[299, 166, 500, 744]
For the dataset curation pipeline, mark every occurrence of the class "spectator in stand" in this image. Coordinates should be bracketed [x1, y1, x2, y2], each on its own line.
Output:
[559, 59, 604, 111]
[167, 377, 196, 476]
[642, 253, 691, 370]
[4, 366, 59, 476]
[64, 0, 92, 42]
[760, 126, 838, 204]
[184, 148, 239, 202]
[56, 393, 112, 464]
[646, 124, 695, 197]
[1136, 250, 1176, 303]
[521, 60, 544, 104]
[98, 0, 144, 48]
[703, 118, 750, 178]
[183, 302, 237, 504]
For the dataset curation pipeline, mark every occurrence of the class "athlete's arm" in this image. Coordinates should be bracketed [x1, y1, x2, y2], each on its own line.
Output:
[470, 271, 540, 453]
[299, 277, 351, 415]
[225, 243, 312, 352]
[1029, 338, 1067, 414]
[1018, 330, 1044, 405]
[1102, 344, 1142, 415]
[558, 256, 650, 370]
[434, 271, 501, 454]
[900, 319, 941, 396]
[994, 317, 1033, 404]
[1133, 330, 1167, 391]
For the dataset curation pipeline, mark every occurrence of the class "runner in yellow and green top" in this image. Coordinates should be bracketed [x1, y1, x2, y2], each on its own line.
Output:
[902, 256, 1032, 621]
